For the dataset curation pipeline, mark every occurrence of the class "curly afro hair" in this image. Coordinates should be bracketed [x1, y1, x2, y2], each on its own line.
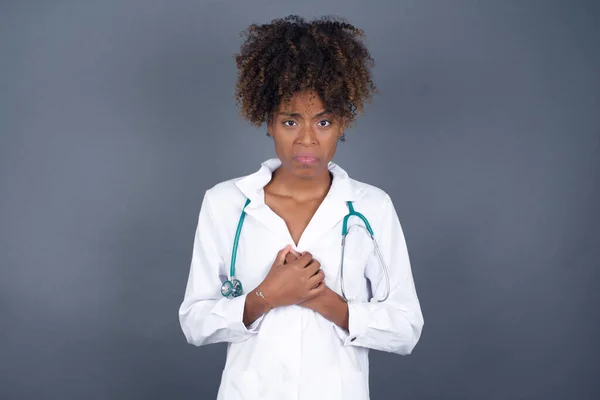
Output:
[234, 15, 377, 129]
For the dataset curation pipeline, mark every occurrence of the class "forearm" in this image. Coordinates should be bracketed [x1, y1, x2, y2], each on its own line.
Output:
[309, 288, 349, 331]
[243, 288, 270, 327]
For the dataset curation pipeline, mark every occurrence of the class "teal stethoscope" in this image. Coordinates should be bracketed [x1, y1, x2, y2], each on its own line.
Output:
[220, 199, 391, 303]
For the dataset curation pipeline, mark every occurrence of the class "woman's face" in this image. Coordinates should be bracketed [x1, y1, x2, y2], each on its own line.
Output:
[268, 90, 344, 180]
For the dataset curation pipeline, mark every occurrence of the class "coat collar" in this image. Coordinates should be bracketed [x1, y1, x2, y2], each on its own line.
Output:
[233, 158, 359, 249]
[234, 158, 358, 208]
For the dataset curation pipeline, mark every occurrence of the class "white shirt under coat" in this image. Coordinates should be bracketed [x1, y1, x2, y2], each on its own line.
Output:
[179, 158, 424, 400]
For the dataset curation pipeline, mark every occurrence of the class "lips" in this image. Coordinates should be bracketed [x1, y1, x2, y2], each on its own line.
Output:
[293, 153, 319, 164]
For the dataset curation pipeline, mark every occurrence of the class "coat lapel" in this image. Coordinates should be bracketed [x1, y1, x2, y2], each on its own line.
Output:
[243, 201, 292, 243]
[234, 159, 291, 241]
[296, 196, 348, 250]
[234, 158, 359, 249]
[296, 166, 357, 249]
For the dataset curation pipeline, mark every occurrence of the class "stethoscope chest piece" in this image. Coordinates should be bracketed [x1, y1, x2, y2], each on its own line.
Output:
[221, 278, 243, 298]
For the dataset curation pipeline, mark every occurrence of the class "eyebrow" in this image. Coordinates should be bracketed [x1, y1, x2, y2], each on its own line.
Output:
[277, 110, 332, 118]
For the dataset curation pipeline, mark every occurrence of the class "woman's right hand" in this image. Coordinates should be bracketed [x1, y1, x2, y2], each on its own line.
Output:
[258, 245, 325, 308]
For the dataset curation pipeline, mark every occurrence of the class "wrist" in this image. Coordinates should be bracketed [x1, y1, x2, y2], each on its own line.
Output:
[243, 289, 269, 326]
[258, 280, 283, 308]
[317, 287, 343, 314]
[320, 289, 349, 331]
[304, 285, 332, 313]
[254, 285, 275, 311]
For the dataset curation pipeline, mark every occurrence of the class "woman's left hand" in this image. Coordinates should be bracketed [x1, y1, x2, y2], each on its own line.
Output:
[284, 250, 349, 330]
[284, 250, 330, 311]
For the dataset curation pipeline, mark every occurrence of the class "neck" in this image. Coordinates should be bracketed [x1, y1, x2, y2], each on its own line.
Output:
[267, 166, 332, 202]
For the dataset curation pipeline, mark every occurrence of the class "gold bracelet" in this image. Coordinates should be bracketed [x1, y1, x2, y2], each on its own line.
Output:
[255, 287, 273, 311]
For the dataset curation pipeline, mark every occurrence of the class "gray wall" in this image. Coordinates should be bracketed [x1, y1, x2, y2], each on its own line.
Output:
[1, 1, 598, 399]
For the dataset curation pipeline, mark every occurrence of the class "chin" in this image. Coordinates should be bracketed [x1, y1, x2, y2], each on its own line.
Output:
[288, 163, 323, 179]
[293, 169, 320, 179]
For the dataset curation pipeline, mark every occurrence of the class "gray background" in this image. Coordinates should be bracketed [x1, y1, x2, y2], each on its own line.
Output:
[1, 0, 598, 399]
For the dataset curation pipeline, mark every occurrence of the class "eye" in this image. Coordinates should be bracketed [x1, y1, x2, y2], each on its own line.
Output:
[318, 120, 331, 127]
[283, 120, 297, 127]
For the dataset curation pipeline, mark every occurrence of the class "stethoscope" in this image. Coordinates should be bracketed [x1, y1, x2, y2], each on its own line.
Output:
[220, 199, 391, 303]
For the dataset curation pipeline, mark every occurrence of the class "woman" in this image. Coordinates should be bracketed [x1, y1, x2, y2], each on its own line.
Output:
[179, 15, 424, 400]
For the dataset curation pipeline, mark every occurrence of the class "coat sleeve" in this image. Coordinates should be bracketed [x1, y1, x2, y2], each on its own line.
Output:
[334, 194, 424, 354]
[178, 190, 264, 346]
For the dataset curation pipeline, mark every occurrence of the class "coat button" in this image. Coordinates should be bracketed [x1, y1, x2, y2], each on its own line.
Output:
[350, 337, 356, 342]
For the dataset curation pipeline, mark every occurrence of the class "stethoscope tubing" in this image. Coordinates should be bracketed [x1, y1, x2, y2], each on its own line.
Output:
[340, 224, 391, 303]
[223, 199, 391, 303]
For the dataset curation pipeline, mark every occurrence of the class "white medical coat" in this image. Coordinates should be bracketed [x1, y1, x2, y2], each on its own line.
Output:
[179, 158, 424, 400]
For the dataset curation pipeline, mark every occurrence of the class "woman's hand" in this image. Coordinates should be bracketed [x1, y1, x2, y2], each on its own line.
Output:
[259, 246, 326, 308]
[285, 250, 328, 310]
[285, 251, 350, 331]
[285, 249, 326, 296]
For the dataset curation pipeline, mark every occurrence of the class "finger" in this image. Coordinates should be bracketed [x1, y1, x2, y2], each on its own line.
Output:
[284, 252, 298, 265]
[308, 269, 325, 287]
[291, 252, 313, 268]
[275, 245, 291, 265]
[308, 279, 327, 295]
[289, 248, 302, 258]
[305, 259, 321, 276]
[308, 280, 323, 290]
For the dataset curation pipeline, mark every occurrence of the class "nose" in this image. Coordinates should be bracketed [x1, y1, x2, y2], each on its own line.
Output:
[296, 125, 317, 146]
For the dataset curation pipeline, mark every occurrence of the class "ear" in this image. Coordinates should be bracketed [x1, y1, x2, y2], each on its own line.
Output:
[266, 117, 274, 137]
[338, 117, 347, 141]
[339, 117, 346, 132]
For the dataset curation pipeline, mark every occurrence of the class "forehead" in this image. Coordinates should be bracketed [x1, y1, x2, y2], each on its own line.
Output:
[279, 90, 325, 112]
